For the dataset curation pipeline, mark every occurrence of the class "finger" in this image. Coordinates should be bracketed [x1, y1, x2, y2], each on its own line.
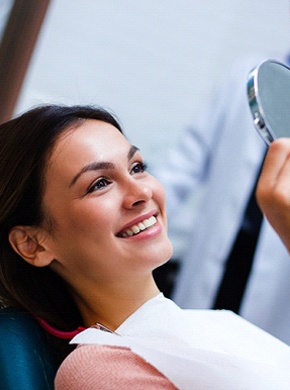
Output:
[256, 139, 290, 209]
[258, 139, 290, 189]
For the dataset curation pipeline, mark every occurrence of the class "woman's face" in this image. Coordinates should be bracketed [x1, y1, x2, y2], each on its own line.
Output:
[41, 119, 172, 288]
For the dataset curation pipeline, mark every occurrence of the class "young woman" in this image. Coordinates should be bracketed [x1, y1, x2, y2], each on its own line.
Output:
[0, 105, 290, 389]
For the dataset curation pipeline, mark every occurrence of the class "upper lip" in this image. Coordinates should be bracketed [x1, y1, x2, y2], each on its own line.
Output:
[116, 210, 158, 236]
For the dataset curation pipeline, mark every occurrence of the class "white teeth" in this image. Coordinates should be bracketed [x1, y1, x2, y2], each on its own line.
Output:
[144, 216, 156, 228]
[138, 222, 146, 230]
[132, 225, 140, 234]
[121, 216, 157, 237]
[143, 219, 151, 228]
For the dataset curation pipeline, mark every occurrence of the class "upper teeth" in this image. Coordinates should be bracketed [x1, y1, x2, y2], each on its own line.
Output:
[121, 216, 157, 237]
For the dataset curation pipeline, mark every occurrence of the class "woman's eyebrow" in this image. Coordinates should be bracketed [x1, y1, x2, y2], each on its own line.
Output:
[69, 145, 140, 187]
[69, 162, 113, 187]
[128, 145, 139, 159]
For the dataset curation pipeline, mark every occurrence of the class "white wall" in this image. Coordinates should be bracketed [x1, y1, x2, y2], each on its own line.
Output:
[7, 0, 290, 165]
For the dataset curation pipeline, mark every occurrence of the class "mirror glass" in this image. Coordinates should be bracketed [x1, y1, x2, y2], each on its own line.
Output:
[247, 60, 290, 144]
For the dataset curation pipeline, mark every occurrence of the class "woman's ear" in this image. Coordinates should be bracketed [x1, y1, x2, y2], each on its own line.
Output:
[8, 226, 54, 267]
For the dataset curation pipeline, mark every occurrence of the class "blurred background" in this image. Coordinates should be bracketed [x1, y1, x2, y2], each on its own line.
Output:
[0, 0, 289, 167]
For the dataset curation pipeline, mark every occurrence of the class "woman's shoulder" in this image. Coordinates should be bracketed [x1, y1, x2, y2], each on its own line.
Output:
[54, 344, 177, 389]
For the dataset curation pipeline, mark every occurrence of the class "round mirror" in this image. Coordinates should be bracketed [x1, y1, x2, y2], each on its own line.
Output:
[247, 60, 290, 144]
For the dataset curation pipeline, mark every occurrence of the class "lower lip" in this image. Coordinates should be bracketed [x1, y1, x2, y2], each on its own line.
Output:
[122, 221, 162, 241]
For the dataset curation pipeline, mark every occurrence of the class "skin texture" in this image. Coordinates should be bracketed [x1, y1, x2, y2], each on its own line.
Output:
[256, 138, 290, 254]
[9, 120, 173, 329]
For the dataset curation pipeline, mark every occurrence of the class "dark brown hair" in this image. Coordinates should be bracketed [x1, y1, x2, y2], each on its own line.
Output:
[0, 104, 123, 364]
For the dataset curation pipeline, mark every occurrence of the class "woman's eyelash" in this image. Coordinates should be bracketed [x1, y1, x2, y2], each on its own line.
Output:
[87, 177, 111, 193]
[86, 162, 148, 194]
[131, 161, 148, 174]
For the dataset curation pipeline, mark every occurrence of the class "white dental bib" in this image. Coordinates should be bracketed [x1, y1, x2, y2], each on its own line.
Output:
[71, 294, 290, 389]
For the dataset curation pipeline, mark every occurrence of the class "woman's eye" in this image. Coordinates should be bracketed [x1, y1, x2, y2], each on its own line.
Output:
[131, 162, 148, 175]
[87, 178, 111, 193]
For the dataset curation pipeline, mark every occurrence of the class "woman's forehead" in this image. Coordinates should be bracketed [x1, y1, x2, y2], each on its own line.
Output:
[56, 120, 128, 155]
[47, 120, 135, 175]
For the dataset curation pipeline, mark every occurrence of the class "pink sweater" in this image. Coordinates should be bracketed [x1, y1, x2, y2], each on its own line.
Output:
[55, 344, 177, 389]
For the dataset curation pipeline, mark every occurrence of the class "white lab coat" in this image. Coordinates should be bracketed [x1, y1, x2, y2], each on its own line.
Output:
[154, 54, 290, 345]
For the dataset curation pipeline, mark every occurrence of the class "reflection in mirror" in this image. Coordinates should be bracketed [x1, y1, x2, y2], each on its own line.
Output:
[247, 60, 290, 145]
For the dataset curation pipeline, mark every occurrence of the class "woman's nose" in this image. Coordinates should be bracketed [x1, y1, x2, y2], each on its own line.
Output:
[122, 178, 152, 208]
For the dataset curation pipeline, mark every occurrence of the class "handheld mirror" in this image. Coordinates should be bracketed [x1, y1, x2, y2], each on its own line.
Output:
[247, 59, 290, 145]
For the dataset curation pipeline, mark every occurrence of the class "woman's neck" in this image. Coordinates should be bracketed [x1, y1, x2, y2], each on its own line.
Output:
[72, 274, 160, 330]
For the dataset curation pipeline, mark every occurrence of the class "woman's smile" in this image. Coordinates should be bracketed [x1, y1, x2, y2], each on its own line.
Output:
[116, 212, 157, 237]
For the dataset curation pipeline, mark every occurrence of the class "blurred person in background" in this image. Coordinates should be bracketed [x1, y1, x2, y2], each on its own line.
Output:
[153, 53, 290, 345]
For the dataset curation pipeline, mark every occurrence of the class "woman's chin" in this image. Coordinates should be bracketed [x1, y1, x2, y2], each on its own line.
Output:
[156, 238, 174, 266]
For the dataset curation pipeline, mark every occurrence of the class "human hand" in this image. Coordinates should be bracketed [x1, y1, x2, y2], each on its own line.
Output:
[256, 139, 290, 253]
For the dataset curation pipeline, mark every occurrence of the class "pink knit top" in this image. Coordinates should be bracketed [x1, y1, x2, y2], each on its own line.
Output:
[54, 344, 177, 389]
